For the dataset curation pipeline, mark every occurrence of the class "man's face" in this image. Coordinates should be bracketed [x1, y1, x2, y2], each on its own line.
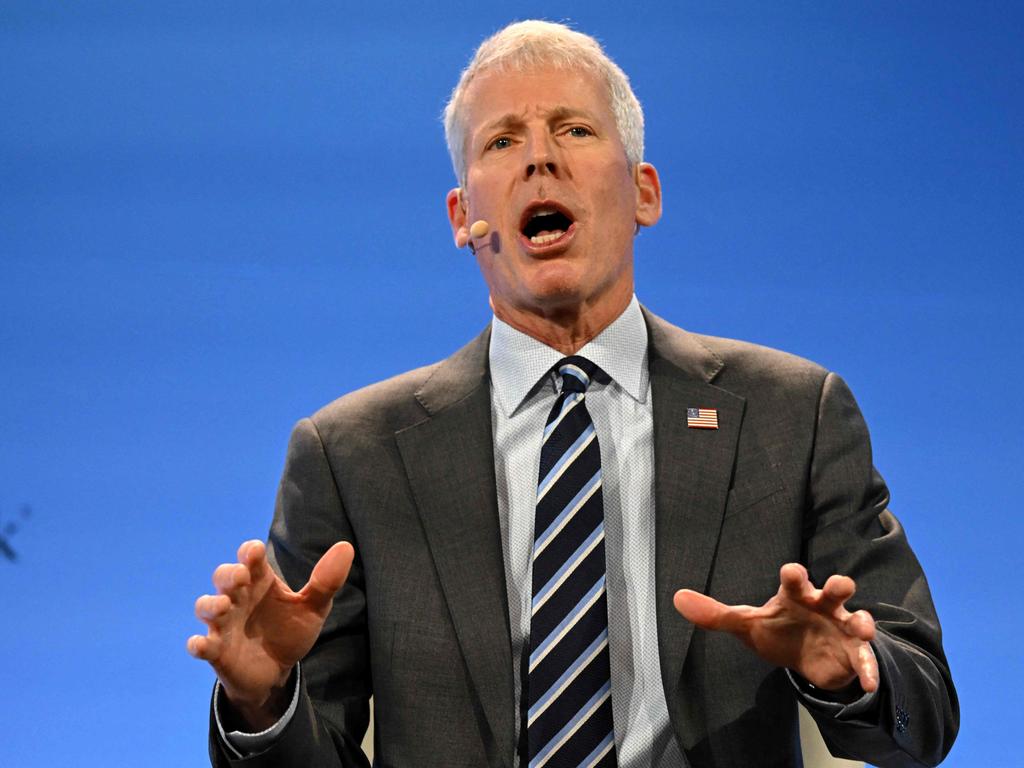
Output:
[447, 65, 661, 324]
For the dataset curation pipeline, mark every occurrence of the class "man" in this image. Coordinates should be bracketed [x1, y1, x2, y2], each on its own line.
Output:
[189, 21, 958, 768]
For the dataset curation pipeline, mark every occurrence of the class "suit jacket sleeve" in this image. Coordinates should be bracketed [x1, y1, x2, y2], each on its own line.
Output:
[801, 372, 959, 767]
[208, 418, 372, 768]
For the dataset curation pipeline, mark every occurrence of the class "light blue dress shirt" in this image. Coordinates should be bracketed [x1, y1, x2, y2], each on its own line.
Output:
[489, 295, 684, 768]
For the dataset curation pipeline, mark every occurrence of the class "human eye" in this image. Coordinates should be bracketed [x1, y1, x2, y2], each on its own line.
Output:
[565, 125, 593, 138]
[487, 135, 513, 150]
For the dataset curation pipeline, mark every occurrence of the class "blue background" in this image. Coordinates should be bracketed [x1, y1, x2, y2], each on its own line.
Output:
[1, 2, 1020, 765]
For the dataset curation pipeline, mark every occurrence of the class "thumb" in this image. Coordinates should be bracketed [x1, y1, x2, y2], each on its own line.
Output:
[674, 589, 733, 631]
[302, 541, 355, 609]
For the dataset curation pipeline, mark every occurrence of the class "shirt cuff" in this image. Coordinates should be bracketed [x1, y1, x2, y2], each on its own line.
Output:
[214, 664, 302, 758]
[786, 667, 881, 721]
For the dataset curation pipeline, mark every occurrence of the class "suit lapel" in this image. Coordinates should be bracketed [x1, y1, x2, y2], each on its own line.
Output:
[394, 328, 515, 767]
[643, 309, 746, 701]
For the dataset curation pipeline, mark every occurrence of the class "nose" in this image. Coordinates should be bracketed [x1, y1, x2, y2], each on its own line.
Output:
[524, 131, 561, 180]
[525, 158, 558, 179]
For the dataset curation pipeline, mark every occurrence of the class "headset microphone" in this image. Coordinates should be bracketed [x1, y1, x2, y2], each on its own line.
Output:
[464, 219, 491, 254]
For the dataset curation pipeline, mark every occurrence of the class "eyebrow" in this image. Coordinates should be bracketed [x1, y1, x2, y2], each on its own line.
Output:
[478, 106, 600, 137]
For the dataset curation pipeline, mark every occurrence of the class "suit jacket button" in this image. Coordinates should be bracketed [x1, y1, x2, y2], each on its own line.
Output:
[895, 705, 910, 734]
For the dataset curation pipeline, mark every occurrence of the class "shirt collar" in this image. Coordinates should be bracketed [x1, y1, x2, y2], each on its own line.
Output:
[489, 294, 649, 417]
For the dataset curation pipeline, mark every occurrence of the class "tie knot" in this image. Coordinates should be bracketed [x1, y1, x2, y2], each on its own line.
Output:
[556, 356, 598, 394]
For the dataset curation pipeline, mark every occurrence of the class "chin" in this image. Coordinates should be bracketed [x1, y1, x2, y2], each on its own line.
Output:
[525, 261, 586, 295]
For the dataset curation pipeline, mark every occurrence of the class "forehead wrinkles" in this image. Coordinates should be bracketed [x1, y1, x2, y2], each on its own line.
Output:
[469, 92, 609, 154]
[457, 67, 625, 176]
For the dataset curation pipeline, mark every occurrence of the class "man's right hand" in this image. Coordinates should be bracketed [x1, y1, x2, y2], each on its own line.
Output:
[188, 539, 354, 730]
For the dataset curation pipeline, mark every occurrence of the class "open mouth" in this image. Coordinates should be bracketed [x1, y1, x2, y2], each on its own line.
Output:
[520, 205, 575, 247]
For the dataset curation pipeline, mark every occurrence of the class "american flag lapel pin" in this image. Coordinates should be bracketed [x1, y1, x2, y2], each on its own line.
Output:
[687, 407, 719, 429]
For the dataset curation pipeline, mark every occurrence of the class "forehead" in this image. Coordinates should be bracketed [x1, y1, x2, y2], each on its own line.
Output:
[462, 64, 614, 133]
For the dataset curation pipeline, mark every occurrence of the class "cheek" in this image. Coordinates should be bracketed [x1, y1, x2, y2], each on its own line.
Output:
[615, 183, 640, 221]
[477, 251, 526, 294]
[589, 180, 637, 229]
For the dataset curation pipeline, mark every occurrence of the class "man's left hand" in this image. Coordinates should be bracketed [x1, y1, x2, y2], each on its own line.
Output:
[674, 563, 878, 694]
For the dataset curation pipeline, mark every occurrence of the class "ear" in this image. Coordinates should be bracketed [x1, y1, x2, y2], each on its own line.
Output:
[446, 187, 471, 248]
[633, 162, 662, 228]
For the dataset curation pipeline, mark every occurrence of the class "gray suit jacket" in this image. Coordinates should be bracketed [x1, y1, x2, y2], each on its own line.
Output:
[209, 308, 958, 768]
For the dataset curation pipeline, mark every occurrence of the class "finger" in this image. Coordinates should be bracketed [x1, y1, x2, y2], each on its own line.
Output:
[300, 541, 355, 610]
[845, 609, 876, 642]
[673, 589, 748, 633]
[779, 563, 814, 602]
[187, 633, 223, 662]
[853, 640, 879, 692]
[194, 594, 232, 626]
[239, 539, 269, 582]
[213, 562, 252, 595]
[819, 574, 856, 616]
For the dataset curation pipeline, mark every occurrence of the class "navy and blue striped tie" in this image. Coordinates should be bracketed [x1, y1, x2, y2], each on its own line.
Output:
[527, 356, 617, 768]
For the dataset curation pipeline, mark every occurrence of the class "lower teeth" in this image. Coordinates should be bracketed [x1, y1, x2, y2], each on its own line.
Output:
[530, 231, 565, 244]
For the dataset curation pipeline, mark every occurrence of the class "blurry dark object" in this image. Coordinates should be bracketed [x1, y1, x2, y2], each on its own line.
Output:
[0, 504, 32, 562]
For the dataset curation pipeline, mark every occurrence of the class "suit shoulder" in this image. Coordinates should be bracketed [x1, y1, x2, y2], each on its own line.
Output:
[304, 323, 491, 438]
[693, 332, 830, 397]
[308, 362, 438, 438]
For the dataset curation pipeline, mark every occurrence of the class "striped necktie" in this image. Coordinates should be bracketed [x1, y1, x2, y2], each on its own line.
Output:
[527, 356, 617, 768]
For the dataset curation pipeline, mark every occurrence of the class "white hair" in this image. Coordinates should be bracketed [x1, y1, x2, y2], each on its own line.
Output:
[442, 20, 645, 184]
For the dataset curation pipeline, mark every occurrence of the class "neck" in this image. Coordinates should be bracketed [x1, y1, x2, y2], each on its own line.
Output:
[491, 286, 633, 356]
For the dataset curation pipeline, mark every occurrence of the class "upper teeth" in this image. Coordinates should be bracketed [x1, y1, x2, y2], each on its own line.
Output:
[531, 207, 557, 218]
